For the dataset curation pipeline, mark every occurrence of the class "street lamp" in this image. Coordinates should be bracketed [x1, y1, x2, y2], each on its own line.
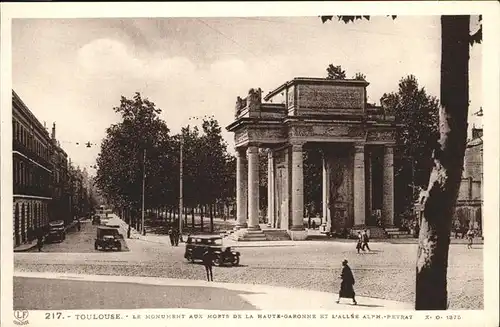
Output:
[142, 148, 146, 235]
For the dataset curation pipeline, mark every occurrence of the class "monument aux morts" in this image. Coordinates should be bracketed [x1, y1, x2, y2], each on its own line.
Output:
[226, 77, 400, 241]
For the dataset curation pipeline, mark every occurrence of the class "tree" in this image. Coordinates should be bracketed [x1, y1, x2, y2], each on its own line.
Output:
[95, 93, 174, 230]
[326, 64, 346, 80]
[321, 14, 481, 310]
[353, 72, 367, 81]
[381, 75, 440, 222]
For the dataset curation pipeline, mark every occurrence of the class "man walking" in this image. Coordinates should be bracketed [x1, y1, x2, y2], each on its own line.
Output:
[168, 227, 174, 246]
[356, 232, 363, 254]
[36, 229, 44, 252]
[202, 249, 214, 282]
[361, 229, 371, 251]
[336, 259, 357, 305]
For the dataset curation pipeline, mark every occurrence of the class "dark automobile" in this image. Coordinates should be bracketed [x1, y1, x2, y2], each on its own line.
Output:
[184, 235, 240, 266]
[92, 215, 101, 225]
[94, 226, 122, 251]
[46, 220, 66, 243]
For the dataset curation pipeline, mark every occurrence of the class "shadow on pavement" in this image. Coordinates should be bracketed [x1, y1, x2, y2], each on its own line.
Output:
[14, 277, 259, 310]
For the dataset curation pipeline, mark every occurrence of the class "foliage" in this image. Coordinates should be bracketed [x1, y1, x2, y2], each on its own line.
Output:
[326, 64, 346, 80]
[381, 75, 440, 216]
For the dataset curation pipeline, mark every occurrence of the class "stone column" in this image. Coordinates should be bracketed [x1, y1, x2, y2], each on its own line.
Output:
[290, 143, 304, 231]
[235, 148, 248, 229]
[247, 146, 260, 230]
[382, 146, 395, 226]
[353, 144, 366, 226]
[366, 149, 373, 220]
[267, 149, 275, 228]
[322, 151, 330, 227]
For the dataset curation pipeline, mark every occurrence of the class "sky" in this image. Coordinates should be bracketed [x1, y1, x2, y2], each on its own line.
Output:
[12, 16, 482, 176]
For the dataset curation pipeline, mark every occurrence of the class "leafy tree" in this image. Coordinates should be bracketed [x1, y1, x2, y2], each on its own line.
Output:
[326, 64, 346, 80]
[381, 75, 440, 221]
[95, 93, 174, 230]
[353, 72, 367, 81]
[321, 14, 482, 310]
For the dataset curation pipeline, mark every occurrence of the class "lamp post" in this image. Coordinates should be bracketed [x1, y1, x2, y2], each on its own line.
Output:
[179, 133, 183, 237]
[141, 148, 146, 235]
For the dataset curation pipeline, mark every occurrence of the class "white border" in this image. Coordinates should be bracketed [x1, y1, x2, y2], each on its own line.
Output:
[1, 2, 499, 327]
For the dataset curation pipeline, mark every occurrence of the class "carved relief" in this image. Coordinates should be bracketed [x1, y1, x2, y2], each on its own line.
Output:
[287, 87, 295, 109]
[298, 85, 364, 110]
[235, 130, 248, 145]
[327, 156, 353, 229]
[367, 130, 396, 142]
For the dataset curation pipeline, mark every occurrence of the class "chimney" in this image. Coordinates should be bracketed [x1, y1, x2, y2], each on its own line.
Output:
[472, 127, 483, 140]
[51, 123, 56, 140]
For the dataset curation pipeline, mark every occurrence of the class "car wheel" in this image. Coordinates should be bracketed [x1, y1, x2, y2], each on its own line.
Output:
[213, 256, 222, 267]
[233, 256, 240, 266]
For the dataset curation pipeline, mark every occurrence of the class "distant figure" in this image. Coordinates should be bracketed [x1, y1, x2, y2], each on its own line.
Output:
[202, 249, 214, 282]
[36, 231, 44, 252]
[361, 230, 371, 251]
[127, 225, 131, 239]
[312, 220, 317, 230]
[356, 232, 363, 254]
[173, 229, 180, 246]
[453, 219, 461, 239]
[168, 227, 174, 246]
[77, 219, 81, 231]
[336, 259, 357, 305]
[466, 229, 474, 249]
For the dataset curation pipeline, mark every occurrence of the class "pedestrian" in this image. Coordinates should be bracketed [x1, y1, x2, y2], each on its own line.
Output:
[36, 230, 44, 252]
[168, 227, 174, 246]
[202, 249, 214, 282]
[466, 229, 474, 249]
[77, 219, 81, 232]
[336, 259, 357, 305]
[127, 225, 131, 239]
[356, 232, 363, 254]
[361, 229, 371, 251]
[312, 220, 317, 230]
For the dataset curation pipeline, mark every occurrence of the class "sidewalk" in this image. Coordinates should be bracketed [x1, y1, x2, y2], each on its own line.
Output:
[14, 271, 413, 310]
[14, 218, 85, 253]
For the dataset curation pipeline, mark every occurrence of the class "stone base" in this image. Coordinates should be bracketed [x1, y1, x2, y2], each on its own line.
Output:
[230, 228, 267, 241]
[288, 230, 308, 241]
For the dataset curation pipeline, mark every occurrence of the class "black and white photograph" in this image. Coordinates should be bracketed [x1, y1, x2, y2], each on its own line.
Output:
[1, 2, 499, 327]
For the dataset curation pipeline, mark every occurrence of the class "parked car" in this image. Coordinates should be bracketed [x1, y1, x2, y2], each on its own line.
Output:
[94, 226, 122, 251]
[46, 220, 66, 243]
[184, 235, 240, 266]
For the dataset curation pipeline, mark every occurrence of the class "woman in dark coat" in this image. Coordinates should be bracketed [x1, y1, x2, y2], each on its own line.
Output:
[336, 259, 357, 305]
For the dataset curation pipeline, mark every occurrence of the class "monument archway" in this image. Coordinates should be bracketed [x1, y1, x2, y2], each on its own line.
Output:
[227, 78, 399, 241]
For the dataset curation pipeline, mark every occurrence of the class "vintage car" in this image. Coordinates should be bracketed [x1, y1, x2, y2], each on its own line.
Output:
[184, 235, 240, 266]
[94, 226, 122, 251]
[46, 220, 66, 243]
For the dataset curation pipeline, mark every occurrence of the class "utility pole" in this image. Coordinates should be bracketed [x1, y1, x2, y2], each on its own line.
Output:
[141, 148, 146, 235]
[179, 133, 184, 237]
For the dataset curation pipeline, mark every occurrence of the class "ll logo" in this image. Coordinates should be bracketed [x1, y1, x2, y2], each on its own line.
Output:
[14, 310, 29, 325]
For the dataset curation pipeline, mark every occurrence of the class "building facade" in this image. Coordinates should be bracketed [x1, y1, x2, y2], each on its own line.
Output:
[12, 91, 96, 248]
[12, 90, 53, 246]
[455, 127, 483, 232]
[227, 78, 399, 240]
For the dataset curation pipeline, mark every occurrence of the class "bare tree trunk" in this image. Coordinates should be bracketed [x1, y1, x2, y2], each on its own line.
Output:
[191, 207, 195, 230]
[200, 205, 204, 232]
[415, 15, 470, 310]
[210, 204, 214, 233]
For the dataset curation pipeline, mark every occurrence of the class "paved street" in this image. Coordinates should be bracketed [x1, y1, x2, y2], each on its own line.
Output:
[29, 220, 128, 253]
[15, 218, 483, 310]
